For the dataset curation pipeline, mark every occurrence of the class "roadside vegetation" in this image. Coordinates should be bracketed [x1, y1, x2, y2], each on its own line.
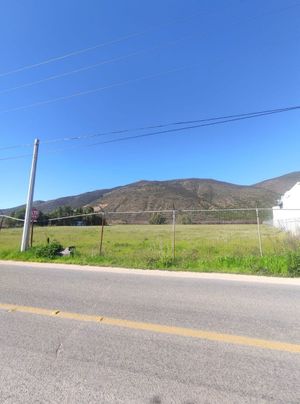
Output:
[0, 224, 299, 277]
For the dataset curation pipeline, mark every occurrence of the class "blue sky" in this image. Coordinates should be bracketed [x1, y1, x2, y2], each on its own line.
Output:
[0, 0, 299, 208]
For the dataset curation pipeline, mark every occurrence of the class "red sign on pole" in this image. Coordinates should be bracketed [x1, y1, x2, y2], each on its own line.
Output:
[31, 208, 39, 222]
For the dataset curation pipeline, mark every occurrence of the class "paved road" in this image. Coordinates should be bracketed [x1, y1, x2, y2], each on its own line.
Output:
[0, 262, 299, 403]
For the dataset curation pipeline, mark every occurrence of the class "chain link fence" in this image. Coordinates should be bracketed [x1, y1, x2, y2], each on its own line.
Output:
[2, 208, 300, 257]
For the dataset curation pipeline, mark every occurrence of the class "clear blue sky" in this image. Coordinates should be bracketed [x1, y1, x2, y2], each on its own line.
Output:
[0, 0, 299, 208]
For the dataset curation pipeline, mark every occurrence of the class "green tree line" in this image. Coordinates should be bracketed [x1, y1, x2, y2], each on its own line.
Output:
[2, 206, 106, 227]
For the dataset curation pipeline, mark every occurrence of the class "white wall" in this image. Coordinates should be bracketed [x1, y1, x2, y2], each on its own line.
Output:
[273, 182, 300, 236]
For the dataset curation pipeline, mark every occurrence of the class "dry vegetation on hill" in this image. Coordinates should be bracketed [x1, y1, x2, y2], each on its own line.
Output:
[3, 172, 300, 215]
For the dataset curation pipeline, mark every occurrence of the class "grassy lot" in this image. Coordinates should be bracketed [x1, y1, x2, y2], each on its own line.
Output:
[0, 224, 299, 276]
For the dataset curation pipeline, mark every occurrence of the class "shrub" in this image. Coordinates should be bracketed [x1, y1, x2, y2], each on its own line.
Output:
[287, 252, 300, 277]
[180, 214, 192, 224]
[35, 240, 63, 259]
[149, 213, 167, 225]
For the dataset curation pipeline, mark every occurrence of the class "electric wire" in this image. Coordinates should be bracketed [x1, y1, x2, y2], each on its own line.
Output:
[55, 108, 297, 150]
[1, 1, 298, 79]
[0, 104, 299, 153]
[0, 34, 141, 78]
[0, 142, 32, 151]
[41, 105, 300, 145]
[0, 1, 299, 93]
[0, 65, 193, 115]
[2, 1, 299, 92]
[1, 105, 298, 161]
[0, 153, 32, 161]
[1, 2, 299, 114]
[0, 11, 207, 79]
[0, 34, 194, 95]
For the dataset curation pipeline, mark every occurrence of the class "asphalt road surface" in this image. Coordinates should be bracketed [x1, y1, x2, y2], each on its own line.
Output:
[0, 262, 299, 403]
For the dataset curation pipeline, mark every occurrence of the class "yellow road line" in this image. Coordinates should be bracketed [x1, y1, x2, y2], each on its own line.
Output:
[0, 302, 299, 353]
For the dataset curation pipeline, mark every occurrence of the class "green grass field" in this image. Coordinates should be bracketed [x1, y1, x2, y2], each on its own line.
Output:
[0, 224, 300, 276]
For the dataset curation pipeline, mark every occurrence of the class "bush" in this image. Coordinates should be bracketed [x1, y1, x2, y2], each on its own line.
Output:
[180, 214, 192, 224]
[35, 241, 63, 259]
[287, 252, 300, 277]
[149, 213, 167, 225]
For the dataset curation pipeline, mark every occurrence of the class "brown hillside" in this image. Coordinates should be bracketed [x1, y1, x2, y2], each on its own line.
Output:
[90, 179, 278, 212]
[254, 171, 300, 194]
[5, 173, 297, 215]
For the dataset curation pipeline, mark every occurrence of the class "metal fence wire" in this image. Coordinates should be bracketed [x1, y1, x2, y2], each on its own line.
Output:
[1, 208, 300, 261]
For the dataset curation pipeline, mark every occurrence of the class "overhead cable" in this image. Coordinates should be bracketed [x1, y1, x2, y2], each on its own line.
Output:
[41, 105, 300, 145]
[0, 65, 192, 115]
[0, 142, 32, 151]
[0, 153, 32, 161]
[0, 34, 194, 95]
[71, 108, 300, 148]
[3, 109, 281, 160]
[35, 107, 300, 156]
[1, 104, 299, 153]
[0, 107, 294, 160]
[1, 2, 299, 112]
[0, 11, 205, 78]
[0, 1, 298, 82]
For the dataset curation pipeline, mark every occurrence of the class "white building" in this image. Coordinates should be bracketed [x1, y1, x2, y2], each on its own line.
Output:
[273, 182, 300, 235]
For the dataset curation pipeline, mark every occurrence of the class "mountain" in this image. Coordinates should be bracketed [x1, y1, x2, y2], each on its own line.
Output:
[1, 188, 117, 215]
[3, 172, 299, 215]
[32, 188, 119, 213]
[254, 171, 300, 194]
[90, 179, 278, 212]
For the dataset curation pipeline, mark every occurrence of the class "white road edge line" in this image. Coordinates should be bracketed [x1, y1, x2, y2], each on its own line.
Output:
[0, 260, 300, 285]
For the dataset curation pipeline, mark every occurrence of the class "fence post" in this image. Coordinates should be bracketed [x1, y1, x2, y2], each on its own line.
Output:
[256, 208, 263, 257]
[0, 217, 4, 232]
[99, 212, 105, 255]
[172, 209, 176, 261]
[30, 222, 34, 247]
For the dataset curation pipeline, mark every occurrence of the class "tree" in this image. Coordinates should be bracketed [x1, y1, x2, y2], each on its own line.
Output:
[36, 211, 49, 226]
[14, 208, 26, 220]
[149, 212, 167, 225]
[180, 214, 192, 224]
[50, 206, 74, 225]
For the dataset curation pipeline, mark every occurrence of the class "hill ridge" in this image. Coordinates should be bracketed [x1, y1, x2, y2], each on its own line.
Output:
[2, 172, 300, 214]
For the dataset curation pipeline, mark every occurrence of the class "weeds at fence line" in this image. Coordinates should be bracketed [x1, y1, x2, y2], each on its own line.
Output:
[1, 208, 300, 276]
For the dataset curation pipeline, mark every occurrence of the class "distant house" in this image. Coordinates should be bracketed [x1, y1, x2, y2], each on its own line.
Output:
[273, 182, 300, 235]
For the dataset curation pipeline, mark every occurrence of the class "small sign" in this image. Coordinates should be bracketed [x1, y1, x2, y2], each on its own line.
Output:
[31, 208, 39, 222]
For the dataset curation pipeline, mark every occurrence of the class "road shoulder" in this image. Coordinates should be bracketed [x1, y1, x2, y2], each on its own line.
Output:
[0, 260, 300, 285]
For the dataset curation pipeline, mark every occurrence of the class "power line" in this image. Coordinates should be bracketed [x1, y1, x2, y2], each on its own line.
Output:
[0, 65, 193, 115]
[0, 142, 32, 151]
[0, 107, 295, 161]
[0, 1, 299, 92]
[41, 105, 300, 145]
[0, 105, 276, 151]
[0, 153, 32, 161]
[0, 51, 143, 95]
[69, 108, 299, 148]
[3, 38, 299, 116]
[0, 34, 142, 78]
[0, 11, 206, 79]
[1, 3, 299, 113]
[0, 104, 299, 153]
[1, 1, 298, 80]
[0, 34, 194, 95]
